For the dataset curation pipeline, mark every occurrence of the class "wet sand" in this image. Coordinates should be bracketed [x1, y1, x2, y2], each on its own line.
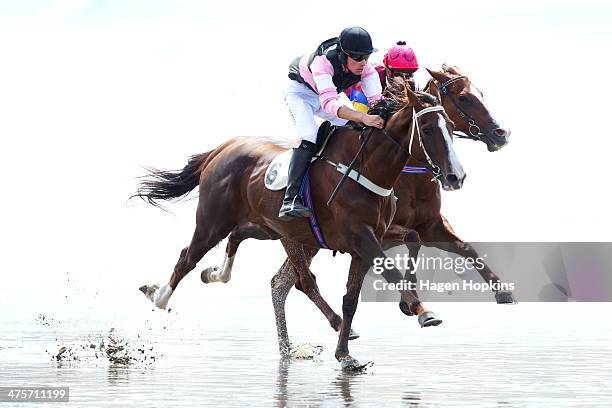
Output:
[1, 287, 611, 407]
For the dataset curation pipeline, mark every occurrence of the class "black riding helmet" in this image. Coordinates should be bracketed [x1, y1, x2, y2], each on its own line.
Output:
[338, 26, 378, 56]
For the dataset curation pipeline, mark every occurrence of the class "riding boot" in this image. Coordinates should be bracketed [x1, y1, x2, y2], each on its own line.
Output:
[278, 141, 316, 220]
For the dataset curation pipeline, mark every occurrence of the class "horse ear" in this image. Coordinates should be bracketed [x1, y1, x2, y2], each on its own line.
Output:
[405, 86, 424, 109]
[442, 63, 462, 75]
[426, 67, 451, 84]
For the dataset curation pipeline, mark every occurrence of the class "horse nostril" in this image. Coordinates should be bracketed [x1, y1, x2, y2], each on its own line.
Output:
[446, 174, 458, 184]
[494, 128, 508, 138]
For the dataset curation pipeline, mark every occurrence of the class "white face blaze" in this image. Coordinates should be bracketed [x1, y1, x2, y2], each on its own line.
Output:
[436, 112, 453, 145]
[435, 111, 464, 185]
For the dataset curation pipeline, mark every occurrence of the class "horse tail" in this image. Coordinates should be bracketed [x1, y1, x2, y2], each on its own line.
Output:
[131, 151, 212, 210]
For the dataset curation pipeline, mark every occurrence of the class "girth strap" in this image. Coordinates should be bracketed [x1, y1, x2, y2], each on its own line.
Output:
[322, 159, 393, 197]
[302, 169, 330, 249]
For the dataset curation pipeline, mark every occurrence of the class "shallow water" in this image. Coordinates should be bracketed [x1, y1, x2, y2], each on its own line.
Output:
[1, 286, 611, 407]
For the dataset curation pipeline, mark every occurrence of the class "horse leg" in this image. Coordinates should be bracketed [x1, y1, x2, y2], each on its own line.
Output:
[334, 255, 370, 370]
[279, 239, 347, 332]
[399, 230, 425, 317]
[382, 228, 440, 324]
[419, 216, 516, 304]
[201, 223, 279, 284]
[352, 226, 439, 329]
[279, 240, 361, 341]
[271, 258, 296, 357]
[200, 230, 241, 284]
[140, 201, 236, 309]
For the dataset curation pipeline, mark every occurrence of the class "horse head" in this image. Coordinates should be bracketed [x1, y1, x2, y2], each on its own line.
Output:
[377, 78, 466, 190]
[426, 64, 510, 152]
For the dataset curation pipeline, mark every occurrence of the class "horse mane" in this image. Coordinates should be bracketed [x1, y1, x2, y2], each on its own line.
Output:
[442, 64, 462, 75]
[369, 79, 438, 120]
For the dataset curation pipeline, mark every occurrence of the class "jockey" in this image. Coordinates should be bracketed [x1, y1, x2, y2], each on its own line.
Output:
[382, 40, 419, 88]
[347, 41, 419, 112]
[279, 27, 385, 220]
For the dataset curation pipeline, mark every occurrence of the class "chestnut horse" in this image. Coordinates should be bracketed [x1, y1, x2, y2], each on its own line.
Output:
[393, 65, 515, 316]
[188, 65, 513, 356]
[135, 82, 464, 369]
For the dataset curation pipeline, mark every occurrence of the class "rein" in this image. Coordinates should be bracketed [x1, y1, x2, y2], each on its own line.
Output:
[325, 104, 445, 206]
[435, 76, 486, 141]
[326, 127, 373, 206]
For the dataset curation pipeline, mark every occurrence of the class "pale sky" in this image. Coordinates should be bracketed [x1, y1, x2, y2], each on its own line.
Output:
[1, 1, 611, 290]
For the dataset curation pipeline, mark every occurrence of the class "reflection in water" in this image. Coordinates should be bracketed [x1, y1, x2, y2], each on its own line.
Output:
[275, 359, 289, 408]
[275, 356, 426, 407]
[401, 391, 422, 407]
[333, 370, 359, 405]
[275, 357, 369, 407]
[107, 365, 130, 386]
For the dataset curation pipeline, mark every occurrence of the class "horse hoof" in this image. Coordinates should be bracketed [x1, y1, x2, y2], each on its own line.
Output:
[200, 268, 211, 284]
[201, 266, 220, 284]
[399, 301, 415, 316]
[418, 311, 443, 328]
[495, 291, 517, 304]
[139, 284, 159, 302]
[348, 328, 360, 341]
[339, 356, 372, 372]
[140, 284, 172, 309]
[339, 356, 361, 371]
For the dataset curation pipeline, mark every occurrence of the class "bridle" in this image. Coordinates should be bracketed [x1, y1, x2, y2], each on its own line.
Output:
[377, 105, 446, 181]
[436, 76, 486, 141]
[324, 103, 447, 205]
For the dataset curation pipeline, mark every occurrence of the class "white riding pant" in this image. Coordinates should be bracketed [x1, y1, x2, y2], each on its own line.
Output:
[283, 80, 349, 144]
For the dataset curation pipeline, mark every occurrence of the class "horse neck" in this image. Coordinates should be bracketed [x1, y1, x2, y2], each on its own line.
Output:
[360, 111, 414, 191]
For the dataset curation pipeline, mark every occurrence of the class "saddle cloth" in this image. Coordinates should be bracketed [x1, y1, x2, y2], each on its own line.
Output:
[264, 122, 335, 191]
[264, 149, 293, 191]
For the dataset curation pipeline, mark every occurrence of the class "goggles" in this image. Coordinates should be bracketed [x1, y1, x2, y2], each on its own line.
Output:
[390, 69, 416, 77]
[345, 52, 370, 62]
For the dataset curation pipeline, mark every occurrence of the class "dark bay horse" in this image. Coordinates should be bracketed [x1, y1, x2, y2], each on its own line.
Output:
[135, 82, 464, 369]
[191, 65, 513, 355]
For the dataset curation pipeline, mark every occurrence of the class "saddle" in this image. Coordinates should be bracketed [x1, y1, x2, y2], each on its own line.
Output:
[264, 121, 336, 191]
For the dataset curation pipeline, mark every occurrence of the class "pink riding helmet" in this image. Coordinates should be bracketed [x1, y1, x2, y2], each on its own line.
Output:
[383, 41, 419, 70]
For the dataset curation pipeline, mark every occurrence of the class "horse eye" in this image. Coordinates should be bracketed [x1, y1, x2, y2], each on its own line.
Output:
[458, 95, 468, 103]
[422, 128, 432, 135]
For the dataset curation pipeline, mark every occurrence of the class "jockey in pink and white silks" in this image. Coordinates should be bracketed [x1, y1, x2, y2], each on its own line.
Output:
[279, 27, 385, 220]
